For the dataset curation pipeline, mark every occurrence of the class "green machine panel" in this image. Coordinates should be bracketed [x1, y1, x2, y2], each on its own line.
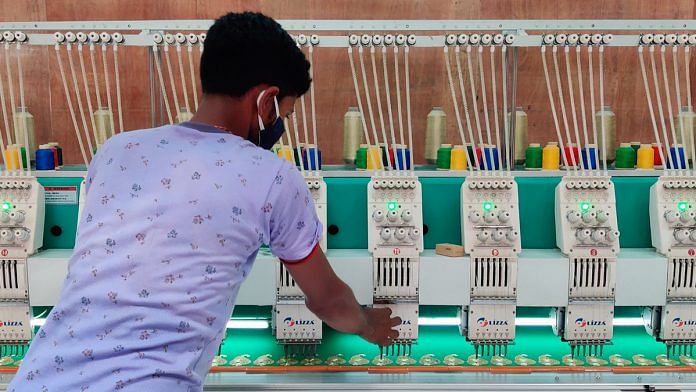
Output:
[37, 176, 84, 250]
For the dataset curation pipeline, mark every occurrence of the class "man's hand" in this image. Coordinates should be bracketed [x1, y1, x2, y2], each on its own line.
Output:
[282, 246, 401, 346]
[358, 307, 401, 347]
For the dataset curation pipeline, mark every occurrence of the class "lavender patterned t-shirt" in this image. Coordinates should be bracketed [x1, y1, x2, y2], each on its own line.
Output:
[9, 122, 322, 391]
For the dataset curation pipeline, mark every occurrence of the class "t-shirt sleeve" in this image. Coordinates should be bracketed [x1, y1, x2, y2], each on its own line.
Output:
[264, 162, 323, 262]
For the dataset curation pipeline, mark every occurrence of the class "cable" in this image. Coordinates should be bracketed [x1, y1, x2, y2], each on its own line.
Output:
[478, 46, 495, 172]
[649, 46, 675, 173]
[393, 45, 406, 173]
[576, 46, 592, 175]
[686, 46, 694, 174]
[101, 45, 116, 138]
[152, 46, 173, 124]
[55, 45, 89, 166]
[466, 46, 488, 171]
[672, 46, 687, 171]
[638, 46, 667, 172]
[369, 45, 392, 170]
[187, 44, 199, 112]
[175, 43, 191, 115]
[404, 45, 415, 174]
[444, 46, 473, 172]
[455, 46, 480, 172]
[598, 46, 608, 175]
[163, 44, 181, 114]
[552, 46, 578, 173]
[541, 46, 569, 171]
[291, 112, 304, 174]
[564, 46, 585, 172]
[588, 46, 601, 173]
[0, 44, 12, 169]
[308, 45, 320, 175]
[489, 46, 503, 174]
[358, 45, 382, 173]
[77, 44, 98, 147]
[4, 43, 18, 148]
[67, 44, 95, 158]
[660, 46, 680, 171]
[15, 44, 30, 172]
[348, 47, 376, 171]
[381, 47, 397, 149]
[89, 43, 103, 108]
[502, 46, 511, 173]
[113, 44, 124, 134]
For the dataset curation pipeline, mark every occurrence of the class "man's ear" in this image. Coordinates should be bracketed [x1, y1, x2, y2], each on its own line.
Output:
[258, 86, 280, 122]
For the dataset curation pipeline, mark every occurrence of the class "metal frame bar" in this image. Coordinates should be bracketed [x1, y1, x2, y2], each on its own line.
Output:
[2, 19, 696, 31]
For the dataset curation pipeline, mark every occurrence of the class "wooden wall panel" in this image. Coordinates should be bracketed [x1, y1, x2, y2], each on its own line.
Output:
[0, 0, 695, 164]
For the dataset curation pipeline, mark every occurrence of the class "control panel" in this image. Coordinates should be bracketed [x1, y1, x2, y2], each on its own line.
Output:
[555, 176, 620, 257]
[461, 176, 521, 257]
[368, 175, 423, 257]
[0, 176, 45, 258]
[650, 176, 696, 257]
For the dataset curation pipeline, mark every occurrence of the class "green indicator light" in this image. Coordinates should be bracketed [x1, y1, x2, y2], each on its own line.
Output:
[678, 201, 689, 212]
[483, 202, 494, 212]
[387, 201, 398, 211]
[580, 202, 591, 212]
[1, 202, 11, 211]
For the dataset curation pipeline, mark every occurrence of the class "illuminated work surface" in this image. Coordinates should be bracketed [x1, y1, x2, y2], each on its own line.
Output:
[27, 248, 666, 307]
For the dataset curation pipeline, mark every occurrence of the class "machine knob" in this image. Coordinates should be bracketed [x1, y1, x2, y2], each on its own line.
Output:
[14, 229, 29, 242]
[681, 211, 696, 224]
[372, 210, 385, 222]
[575, 228, 591, 242]
[492, 229, 506, 242]
[595, 210, 609, 224]
[582, 211, 596, 225]
[566, 211, 581, 224]
[675, 228, 691, 243]
[665, 210, 680, 224]
[506, 230, 519, 242]
[477, 230, 490, 243]
[0, 229, 13, 242]
[689, 230, 696, 243]
[468, 210, 481, 223]
[9, 211, 24, 224]
[591, 229, 606, 243]
[401, 209, 413, 223]
[395, 228, 407, 241]
[498, 210, 511, 223]
[605, 230, 619, 242]
[483, 211, 497, 223]
[0, 212, 9, 223]
[380, 228, 393, 241]
[387, 210, 399, 223]
[409, 228, 420, 241]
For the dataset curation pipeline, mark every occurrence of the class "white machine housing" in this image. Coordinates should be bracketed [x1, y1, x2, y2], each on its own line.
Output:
[462, 303, 517, 342]
[557, 302, 614, 343]
[304, 174, 327, 251]
[273, 302, 322, 344]
[0, 304, 31, 343]
[461, 175, 521, 257]
[649, 176, 696, 257]
[555, 176, 620, 257]
[367, 174, 422, 345]
[0, 176, 45, 258]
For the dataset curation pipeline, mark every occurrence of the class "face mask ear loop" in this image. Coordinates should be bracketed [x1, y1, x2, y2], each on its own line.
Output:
[256, 89, 267, 132]
[273, 96, 281, 121]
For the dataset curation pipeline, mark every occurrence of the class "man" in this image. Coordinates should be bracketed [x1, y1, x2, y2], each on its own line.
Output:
[9, 11, 399, 391]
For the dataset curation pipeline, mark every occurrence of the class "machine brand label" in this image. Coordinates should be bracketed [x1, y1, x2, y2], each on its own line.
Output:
[283, 316, 315, 327]
[477, 317, 508, 327]
[44, 186, 78, 205]
[575, 318, 606, 327]
[401, 320, 412, 325]
[0, 321, 23, 327]
[672, 317, 696, 327]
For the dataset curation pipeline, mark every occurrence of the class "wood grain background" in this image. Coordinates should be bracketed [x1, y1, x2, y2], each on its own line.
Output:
[1, 0, 695, 164]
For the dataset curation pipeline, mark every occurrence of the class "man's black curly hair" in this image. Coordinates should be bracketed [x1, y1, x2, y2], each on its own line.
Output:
[201, 12, 311, 98]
